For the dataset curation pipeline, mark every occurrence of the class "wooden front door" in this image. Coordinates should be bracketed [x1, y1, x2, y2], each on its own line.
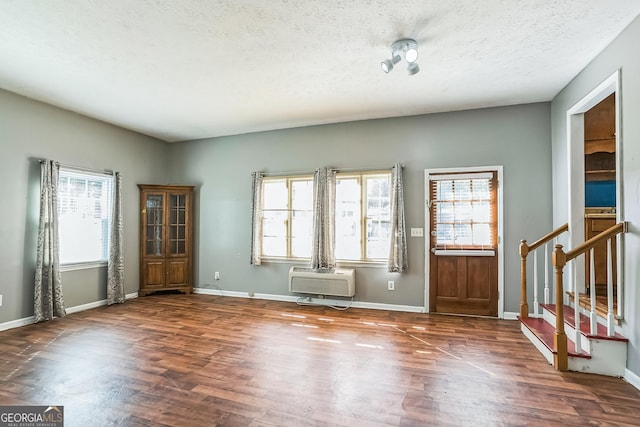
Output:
[428, 171, 498, 317]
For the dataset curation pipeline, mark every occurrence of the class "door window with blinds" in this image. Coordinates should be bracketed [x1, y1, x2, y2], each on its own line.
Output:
[429, 171, 497, 255]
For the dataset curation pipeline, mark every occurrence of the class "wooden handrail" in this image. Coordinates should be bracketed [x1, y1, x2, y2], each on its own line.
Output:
[551, 221, 627, 371]
[565, 222, 626, 262]
[519, 223, 569, 318]
[527, 223, 569, 253]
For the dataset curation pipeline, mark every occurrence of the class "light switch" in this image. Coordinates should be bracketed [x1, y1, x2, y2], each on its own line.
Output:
[411, 228, 424, 237]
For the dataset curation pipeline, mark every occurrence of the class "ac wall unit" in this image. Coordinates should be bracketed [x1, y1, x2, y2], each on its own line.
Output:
[288, 267, 355, 297]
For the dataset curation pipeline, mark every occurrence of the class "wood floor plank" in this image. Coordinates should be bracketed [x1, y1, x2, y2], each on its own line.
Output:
[1, 294, 640, 426]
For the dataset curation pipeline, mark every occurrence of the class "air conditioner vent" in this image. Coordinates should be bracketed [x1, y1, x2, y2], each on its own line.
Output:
[288, 267, 355, 297]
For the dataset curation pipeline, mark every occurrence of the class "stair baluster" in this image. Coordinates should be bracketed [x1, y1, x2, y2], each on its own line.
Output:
[589, 249, 597, 335]
[533, 251, 539, 315]
[544, 242, 550, 305]
[617, 235, 623, 320]
[572, 261, 581, 352]
[607, 239, 615, 336]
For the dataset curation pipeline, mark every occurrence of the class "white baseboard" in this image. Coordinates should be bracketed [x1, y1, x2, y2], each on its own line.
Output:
[0, 316, 35, 332]
[66, 292, 138, 314]
[502, 311, 519, 320]
[625, 368, 640, 391]
[350, 301, 423, 313]
[193, 288, 423, 313]
[0, 291, 139, 332]
[65, 299, 108, 314]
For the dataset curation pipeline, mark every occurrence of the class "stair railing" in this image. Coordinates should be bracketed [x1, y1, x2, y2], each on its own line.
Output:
[519, 224, 569, 318]
[552, 221, 627, 371]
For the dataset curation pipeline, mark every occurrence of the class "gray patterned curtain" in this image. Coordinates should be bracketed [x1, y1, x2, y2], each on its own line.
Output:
[250, 172, 264, 265]
[107, 172, 124, 304]
[388, 163, 408, 272]
[311, 167, 336, 270]
[34, 160, 66, 322]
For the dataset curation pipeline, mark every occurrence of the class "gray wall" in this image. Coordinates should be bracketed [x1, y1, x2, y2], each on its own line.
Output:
[551, 16, 640, 375]
[0, 88, 552, 325]
[0, 89, 168, 323]
[168, 103, 552, 312]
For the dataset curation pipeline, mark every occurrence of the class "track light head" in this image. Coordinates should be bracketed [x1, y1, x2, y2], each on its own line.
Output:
[382, 38, 420, 75]
[381, 55, 401, 73]
[405, 47, 418, 63]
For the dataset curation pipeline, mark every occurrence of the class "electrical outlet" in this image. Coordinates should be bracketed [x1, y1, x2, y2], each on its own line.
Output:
[0, 294, 3, 307]
[214, 272, 220, 280]
[387, 281, 395, 291]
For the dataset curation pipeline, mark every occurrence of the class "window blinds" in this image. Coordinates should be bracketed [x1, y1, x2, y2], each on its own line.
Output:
[429, 171, 497, 254]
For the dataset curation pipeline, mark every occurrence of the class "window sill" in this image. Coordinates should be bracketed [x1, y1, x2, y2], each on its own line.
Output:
[61, 261, 108, 272]
[337, 260, 387, 268]
[260, 257, 387, 268]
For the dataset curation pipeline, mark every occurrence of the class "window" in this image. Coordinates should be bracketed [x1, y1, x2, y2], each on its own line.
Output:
[58, 169, 113, 266]
[336, 173, 391, 261]
[262, 176, 313, 258]
[430, 172, 496, 250]
[260, 171, 391, 262]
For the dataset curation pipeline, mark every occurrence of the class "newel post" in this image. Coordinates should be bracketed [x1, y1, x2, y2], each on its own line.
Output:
[519, 240, 529, 318]
[552, 244, 568, 371]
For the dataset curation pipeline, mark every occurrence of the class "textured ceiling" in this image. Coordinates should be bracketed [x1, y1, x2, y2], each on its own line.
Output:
[1, 1, 639, 142]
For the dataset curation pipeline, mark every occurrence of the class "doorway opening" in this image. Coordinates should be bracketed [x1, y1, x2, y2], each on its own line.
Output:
[566, 70, 622, 314]
[584, 93, 617, 298]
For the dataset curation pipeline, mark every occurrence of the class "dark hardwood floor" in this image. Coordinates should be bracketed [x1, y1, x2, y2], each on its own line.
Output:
[1, 294, 640, 426]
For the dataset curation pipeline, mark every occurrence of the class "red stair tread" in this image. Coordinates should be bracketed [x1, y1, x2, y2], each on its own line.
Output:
[541, 303, 628, 342]
[519, 316, 590, 359]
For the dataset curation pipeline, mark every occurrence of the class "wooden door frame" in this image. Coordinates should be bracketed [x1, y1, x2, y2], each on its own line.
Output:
[424, 165, 504, 318]
[566, 69, 623, 311]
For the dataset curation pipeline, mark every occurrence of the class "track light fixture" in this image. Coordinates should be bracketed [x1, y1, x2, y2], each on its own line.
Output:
[381, 38, 420, 76]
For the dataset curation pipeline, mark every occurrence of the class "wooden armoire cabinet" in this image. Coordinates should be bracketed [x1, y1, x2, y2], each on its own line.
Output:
[138, 185, 195, 296]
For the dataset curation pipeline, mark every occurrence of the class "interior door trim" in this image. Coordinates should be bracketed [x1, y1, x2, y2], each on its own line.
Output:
[565, 69, 621, 299]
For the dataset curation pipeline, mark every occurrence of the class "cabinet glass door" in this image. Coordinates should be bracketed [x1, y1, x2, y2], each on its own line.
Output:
[169, 193, 187, 256]
[145, 194, 164, 256]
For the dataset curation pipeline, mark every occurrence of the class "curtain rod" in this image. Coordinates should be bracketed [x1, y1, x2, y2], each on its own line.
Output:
[260, 164, 403, 177]
[40, 159, 115, 176]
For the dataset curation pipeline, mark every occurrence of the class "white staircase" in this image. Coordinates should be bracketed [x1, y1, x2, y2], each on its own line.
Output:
[520, 303, 628, 377]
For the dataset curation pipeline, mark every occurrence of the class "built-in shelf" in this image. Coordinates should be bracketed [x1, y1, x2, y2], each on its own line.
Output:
[585, 138, 615, 154]
[586, 170, 616, 174]
[585, 151, 615, 182]
[584, 93, 616, 181]
[585, 171, 615, 182]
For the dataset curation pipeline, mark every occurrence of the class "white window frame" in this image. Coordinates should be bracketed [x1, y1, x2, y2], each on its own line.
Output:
[259, 170, 392, 266]
[261, 175, 314, 260]
[58, 167, 114, 271]
[335, 171, 392, 264]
